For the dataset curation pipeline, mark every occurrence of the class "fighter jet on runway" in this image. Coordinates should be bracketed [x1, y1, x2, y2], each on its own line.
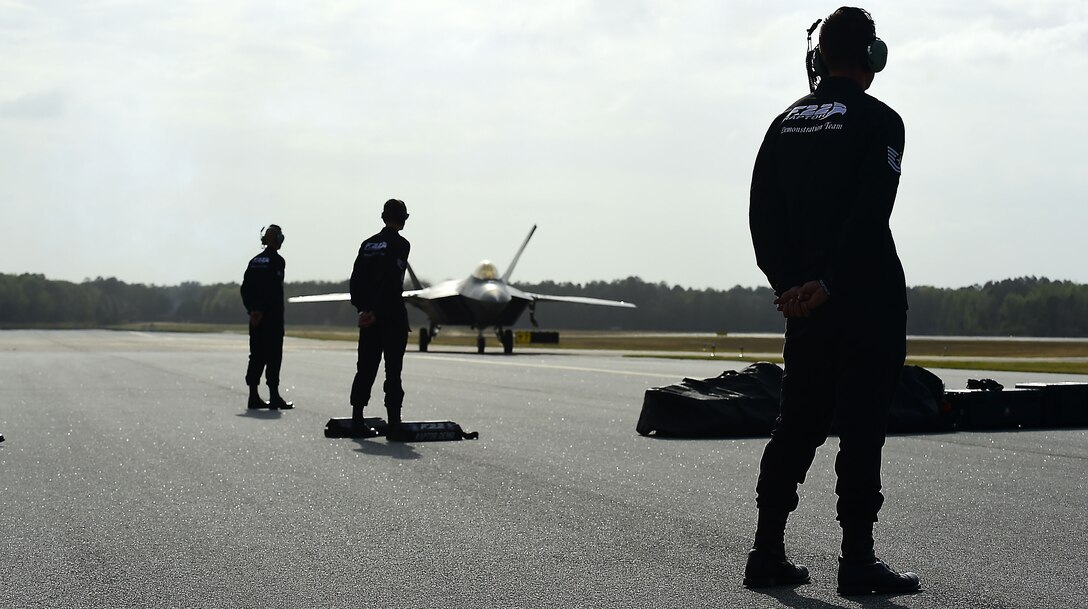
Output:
[289, 225, 635, 354]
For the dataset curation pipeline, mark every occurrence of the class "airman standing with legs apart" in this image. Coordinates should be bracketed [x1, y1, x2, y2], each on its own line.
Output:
[745, 7, 920, 595]
[349, 200, 411, 433]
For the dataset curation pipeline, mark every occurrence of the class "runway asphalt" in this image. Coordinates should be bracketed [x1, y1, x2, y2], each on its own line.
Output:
[1, 330, 1086, 609]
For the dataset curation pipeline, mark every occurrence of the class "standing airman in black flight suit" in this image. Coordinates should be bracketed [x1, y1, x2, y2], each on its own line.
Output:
[241, 224, 293, 410]
[349, 199, 411, 431]
[744, 8, 919, 595]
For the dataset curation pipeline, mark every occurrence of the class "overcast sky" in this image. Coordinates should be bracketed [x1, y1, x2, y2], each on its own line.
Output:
[2, 1, 1086, 290]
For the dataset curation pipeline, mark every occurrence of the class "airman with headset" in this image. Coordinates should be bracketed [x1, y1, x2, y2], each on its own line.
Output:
[241, 224, 293, 410]
[745, 7, 920, 595]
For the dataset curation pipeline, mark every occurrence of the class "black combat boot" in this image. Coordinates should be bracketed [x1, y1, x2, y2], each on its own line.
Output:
[349, 404, 379, 437]
[247, 386, 269, 409]
[744, 549, 810, 588]
[837, 557, 921, 595]
[386, 405, 402, 426]
[743, 509, 809, 588]
[837, 522, 920, 595]
[268, 386, 294, 410]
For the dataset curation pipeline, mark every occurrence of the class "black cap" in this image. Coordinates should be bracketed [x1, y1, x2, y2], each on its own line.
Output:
[382, 199, 409, 222]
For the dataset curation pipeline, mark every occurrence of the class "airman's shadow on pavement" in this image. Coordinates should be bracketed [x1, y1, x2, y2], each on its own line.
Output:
[749, 586, 920, 609]
[236, 409, 283, 420]
[351, 437, 421, 460]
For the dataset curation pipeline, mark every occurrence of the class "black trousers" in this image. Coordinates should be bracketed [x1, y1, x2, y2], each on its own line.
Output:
[246, 320, 284, 388]
[755, 306, 906, 523]
[350, 320, 408, 420]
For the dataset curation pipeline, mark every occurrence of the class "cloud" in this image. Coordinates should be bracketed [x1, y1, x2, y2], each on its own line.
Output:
[1, 1, 1087, 289]
[0, 89, 67, 119]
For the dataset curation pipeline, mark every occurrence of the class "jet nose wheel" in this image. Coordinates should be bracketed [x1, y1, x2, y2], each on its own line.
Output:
[501, 329, 514, 354]
[419, 328, 430, 352]
[476, 336, 486, 354]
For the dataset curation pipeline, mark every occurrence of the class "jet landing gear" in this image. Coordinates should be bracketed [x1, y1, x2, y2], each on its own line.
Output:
[475, 329, 514, 354]
[419, 324, 439, 352]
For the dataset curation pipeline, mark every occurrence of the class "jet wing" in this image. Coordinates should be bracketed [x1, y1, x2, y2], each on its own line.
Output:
[402, 279, 463, 302]
[518, 289, 636, 309]
[290, 277, 465, 305]
[288, 292, 351, 303]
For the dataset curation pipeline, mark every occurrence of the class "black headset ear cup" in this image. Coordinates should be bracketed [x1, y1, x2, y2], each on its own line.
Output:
[867, 37, 888, 72]
[813, 46, 829, 78]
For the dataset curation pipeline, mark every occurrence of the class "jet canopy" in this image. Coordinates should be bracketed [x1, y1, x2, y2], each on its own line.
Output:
[472, 260, 500, 280]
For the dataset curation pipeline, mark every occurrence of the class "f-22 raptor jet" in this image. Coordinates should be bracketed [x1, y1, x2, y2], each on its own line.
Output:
[289, 225, 635, 354]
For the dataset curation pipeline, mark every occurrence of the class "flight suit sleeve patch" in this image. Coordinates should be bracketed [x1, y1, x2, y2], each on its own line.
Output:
[887, 146, 903, 174]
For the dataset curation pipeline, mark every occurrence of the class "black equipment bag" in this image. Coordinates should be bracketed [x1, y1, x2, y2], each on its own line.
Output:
[325, 417, 387, 438]
[945, 380, 1088, 430]
[888, 364, 951, 433]
[1013, 382, 1088, 427]
[636, 362, 782, 438]
[941, 388, 1046, 430]
[325, 417, 479, 441]
[636, 362, 950, 438]
[387, 421, 479, 442]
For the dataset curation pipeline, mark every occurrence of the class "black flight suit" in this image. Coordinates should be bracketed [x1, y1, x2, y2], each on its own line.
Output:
[241, 248, 286, 389]
[749, 76, 907, 526]
[349, 226, 411, 423]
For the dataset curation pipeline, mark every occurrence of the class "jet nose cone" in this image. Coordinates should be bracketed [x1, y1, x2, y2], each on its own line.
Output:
[479, 283, 512, 305]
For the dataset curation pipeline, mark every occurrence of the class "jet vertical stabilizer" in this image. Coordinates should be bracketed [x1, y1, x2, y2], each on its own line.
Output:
[501, 225, 537, 283]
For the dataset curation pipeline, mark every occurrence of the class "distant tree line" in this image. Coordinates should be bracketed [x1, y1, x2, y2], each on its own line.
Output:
[3, 273, 1088, 337]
